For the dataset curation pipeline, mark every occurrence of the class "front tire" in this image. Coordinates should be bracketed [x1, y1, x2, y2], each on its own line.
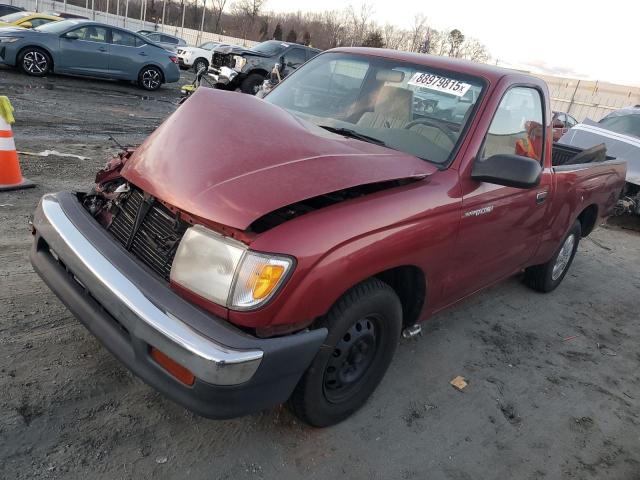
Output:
[289, 279, 402, 427]
[524, 220, 581, 292]
[19, 47, 51, 77]
[240, 73, 266, 95]
[192, 58, 208, 73]
[138, 66, 163, 91]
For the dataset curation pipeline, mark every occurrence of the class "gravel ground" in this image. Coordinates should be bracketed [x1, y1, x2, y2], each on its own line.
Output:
[1, 67, 640, 480]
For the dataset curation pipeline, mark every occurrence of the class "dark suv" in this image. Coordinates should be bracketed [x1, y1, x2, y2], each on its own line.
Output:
[208, 40, 320, 94]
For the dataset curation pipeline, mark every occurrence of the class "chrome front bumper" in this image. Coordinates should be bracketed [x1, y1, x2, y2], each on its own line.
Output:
[32, 193, 262, 385]
[207, 65, 237, 85]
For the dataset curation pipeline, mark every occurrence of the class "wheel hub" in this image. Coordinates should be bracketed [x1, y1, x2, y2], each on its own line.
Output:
[323, 317, 378, 402]
[552, 234, 575, 281]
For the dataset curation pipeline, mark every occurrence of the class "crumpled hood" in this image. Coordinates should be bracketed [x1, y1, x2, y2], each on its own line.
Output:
[213, 44, 267, 57]
[121, 88, 435, 230]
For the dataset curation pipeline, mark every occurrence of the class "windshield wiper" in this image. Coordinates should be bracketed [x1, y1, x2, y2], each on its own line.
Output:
[318, 125, 387, 147]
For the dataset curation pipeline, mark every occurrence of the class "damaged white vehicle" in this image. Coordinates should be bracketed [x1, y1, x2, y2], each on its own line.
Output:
[560, 106, 640, 215]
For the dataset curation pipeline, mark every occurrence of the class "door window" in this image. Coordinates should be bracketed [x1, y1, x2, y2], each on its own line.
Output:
[27, 18, 53, 27]
[161, 34, 178, 44]
[482, 87, 544, 161]
[112, 29, 137, 47]
[565, 114, 578, 128]
[69, 26, 108, 43]
[284, 48, 306, 68]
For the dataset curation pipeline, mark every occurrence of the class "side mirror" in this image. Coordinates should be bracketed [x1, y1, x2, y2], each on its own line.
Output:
[278, 56, 285, 71]
[471, 154, 542, 189]
[21, 21, 33, 29]
[64, 32, 80, 40]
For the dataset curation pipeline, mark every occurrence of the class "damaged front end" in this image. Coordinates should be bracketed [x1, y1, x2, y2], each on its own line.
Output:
[208, 51, 246, 87]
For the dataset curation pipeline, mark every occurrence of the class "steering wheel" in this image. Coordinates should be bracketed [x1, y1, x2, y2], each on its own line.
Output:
[404, 118, 457, 144]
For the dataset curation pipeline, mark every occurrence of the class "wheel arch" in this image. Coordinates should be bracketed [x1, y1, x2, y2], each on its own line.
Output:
[138, 63, 165, 83]
[17, 44, 55, 70]
[577, 204, 598, 237]
[374, 265, 427, 328]
[193, 57, 208, 67]
[246, 68, 269, 78]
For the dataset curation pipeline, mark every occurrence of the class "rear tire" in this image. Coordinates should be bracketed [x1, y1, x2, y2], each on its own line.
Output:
[289, 278, 402, 427]
[138, 66, 163, 91]
[524, 220, 581, 292]
[240, 73, 266, 95]
[19, 47, 51, 77]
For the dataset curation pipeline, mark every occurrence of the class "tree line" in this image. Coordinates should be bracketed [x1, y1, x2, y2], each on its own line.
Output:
[67, 0, 491, 62]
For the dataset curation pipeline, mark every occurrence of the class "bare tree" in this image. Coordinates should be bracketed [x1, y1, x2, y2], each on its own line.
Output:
[382, 23, 406, 50]
[408, 13, 427, 52]
[459, 38, 490, 62]
[322, 9, 348, 48]
[212, 0, 228, 33]
[347, 3, 374, 47]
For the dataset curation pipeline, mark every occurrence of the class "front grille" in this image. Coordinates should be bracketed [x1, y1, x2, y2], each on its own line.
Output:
[108, 189, 186, 281]
[211, 52, 232, 69]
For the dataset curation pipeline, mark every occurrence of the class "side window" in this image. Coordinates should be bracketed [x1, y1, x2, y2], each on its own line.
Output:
[28, 18, 53, 27]
[565, 115, 577, 128]
[135, 36, 147, 47]
[70, 26, 109, 43]
[146, 33, 161, 42]
[161, 35, 178, 44]
[482, 87, 544, 162]
[112, 29, 138, 47]
[284, 48, 306, 68]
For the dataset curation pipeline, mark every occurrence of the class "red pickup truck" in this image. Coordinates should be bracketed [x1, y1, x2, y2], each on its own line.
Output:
[30, 48, 626, 427]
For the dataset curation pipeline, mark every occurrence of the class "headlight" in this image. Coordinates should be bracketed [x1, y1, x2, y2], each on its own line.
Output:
[0, 37, 21, 43]
[170, 225, 293, 310]
[232, 55, 246, 72]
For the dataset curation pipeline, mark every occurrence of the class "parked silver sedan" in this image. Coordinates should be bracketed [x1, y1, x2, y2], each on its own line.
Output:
[137, 30, 186, 52]
[0, 19, 180, 90]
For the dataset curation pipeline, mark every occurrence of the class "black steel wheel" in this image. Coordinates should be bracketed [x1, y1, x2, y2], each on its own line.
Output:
[289, 278, 402, 427]
[323, 315, 379, 403]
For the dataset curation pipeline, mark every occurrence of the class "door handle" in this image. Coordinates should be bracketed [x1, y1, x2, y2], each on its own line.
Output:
[536, 190, 548, 205]
[98, 47, 107, 52]
[139, 52, 147, 56]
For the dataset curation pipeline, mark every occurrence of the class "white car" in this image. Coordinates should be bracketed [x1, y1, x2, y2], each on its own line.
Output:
[177, 41, 229, 72]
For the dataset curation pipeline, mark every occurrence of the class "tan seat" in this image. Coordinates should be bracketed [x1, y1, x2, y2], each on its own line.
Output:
[357, 86, 413, 129]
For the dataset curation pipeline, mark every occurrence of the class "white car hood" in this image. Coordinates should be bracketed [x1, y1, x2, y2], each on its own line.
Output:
[560, 122, 640, 186]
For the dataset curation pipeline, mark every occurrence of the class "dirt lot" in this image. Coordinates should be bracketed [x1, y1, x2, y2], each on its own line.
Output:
[1, 67, 639, 480]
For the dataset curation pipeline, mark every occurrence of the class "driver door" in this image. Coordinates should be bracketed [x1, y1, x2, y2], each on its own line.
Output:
[57, 25, 110, 76]
[281, 47, 306, 77]
[444, 86, 552, 302]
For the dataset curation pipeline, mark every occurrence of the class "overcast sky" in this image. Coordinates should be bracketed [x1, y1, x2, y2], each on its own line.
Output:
[265, 0, 639, 86]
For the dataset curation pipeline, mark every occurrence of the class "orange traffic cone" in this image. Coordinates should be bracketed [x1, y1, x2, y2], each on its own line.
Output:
[0, 96, 34, 191]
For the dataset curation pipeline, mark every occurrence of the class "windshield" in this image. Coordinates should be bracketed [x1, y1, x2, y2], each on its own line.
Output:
[35, 19, 76, 32]
[250, 40, 288, 56]
[0, 11, 30, 22]
[198, 42, 216, 49]
[265, 52, 484, 164]
[599, 112, 640, 139]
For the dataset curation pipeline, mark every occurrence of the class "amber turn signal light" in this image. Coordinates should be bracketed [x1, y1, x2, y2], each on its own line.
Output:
[150, 347, 195, 386]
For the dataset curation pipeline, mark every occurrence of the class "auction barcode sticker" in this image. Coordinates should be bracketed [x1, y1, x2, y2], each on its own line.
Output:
[408, 72, 472, 97]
